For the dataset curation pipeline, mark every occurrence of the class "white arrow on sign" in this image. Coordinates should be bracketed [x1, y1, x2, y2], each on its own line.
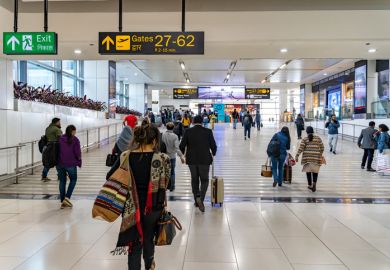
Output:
[7, 36, 20, 51]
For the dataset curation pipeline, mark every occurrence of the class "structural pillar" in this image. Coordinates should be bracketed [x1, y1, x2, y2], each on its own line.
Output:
[0, 60, 14, 110]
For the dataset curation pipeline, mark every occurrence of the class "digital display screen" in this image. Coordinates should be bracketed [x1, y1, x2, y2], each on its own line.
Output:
[173, 88, 198, 99]
[327, 86, 341, 117]
[354, 65, 367, 114]
[245, 88, 270, 99]
[197, 86, 245, 100]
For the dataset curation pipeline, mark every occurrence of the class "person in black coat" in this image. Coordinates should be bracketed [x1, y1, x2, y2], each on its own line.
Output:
[179, 115, 217, 212]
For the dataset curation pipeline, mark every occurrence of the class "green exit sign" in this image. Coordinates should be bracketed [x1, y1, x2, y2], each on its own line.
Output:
[3, 32, 58, 55]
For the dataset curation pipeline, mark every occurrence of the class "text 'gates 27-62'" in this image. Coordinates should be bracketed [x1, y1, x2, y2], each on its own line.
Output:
[99, 32, 204, 55]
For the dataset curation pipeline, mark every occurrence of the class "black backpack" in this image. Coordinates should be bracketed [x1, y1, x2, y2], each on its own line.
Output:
[267, 135, 281, 158]
[243, 115, 250, 126]
[173, 121, 183, 136]
[38, 135, 48, 153]
[42, 142, 59, 168]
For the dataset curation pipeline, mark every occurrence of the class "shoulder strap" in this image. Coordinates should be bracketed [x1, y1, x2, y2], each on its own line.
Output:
[119, 150, 131, 170]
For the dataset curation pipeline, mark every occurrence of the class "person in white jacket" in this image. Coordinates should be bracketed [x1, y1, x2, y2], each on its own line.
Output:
[162, 122, 185, 191]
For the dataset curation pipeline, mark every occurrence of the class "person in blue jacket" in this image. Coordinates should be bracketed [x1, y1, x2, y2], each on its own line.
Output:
[325, 114, 340, 154]
[376, 124, 390, 154]
[270, 126, 291, 187]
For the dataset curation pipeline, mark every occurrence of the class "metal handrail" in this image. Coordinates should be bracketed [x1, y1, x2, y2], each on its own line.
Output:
[0, 122, 122, 184]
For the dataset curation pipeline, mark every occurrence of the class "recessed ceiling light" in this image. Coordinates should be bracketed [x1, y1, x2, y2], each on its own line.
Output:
[186, 78, 190, 83]
[280, 48, 288, 53]
[368, 48, 377, 53]
[226, 74, 231, 79]
[261, 79, 266, 84]
[134, 73, 138, 76]
[323, 73, 328, 76]
[74, 49, 82, 54]
[280, 63, 287, 69]
[180, 62, 186, 70]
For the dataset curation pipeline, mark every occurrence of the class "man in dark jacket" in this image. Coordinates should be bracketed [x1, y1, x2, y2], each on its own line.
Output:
[243, 111, 253, 140]
[42, 118, 62, 182]
[325, 114, 340, 154]
[180, 115, 217, 212]
[358, 121, 377, 172]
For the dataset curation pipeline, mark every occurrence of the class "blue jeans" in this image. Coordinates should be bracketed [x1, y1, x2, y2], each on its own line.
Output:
[42, 166, 50, 178]
[244, 125, 251, 138]
[271, 155, 286, 185]
[233, 119, 238, 129]
[168, 159, 176, 190]
[56, 166, 78, 202]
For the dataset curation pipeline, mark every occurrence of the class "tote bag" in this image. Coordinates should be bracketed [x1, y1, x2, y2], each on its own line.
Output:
[261, 158, 273, 178]
[92, 152, 130, 222]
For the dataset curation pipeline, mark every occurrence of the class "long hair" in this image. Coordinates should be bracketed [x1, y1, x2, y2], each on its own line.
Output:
[131, 119, 160, 152]
[65, 125, 76, 145]
[281, 126, 291, 145]
[306, 126, 314, 141]
[379, 124, 389, 132]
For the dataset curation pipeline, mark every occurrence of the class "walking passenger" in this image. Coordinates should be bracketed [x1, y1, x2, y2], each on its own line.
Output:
[375, 124, 390, 154]
[179, 115, 217, 212]
[255, 110, 262, 131]
[232, 109, 239, 129]
[162, 122, 185, 192]
[295, 126, 324, 192]
[295, 114, 305, 139]
[268, 127, 291, 187]
[243, 111, 253, 140]
[173, 115, 185, 141]
[42, 118, 62, 182]
[325, 114, 340, 154]
[182, 113, 191, 130]
[107, 120, 170, 270]
[209, 112, 217, 130]
[357, 121, 377, 172]
[57, 125, 81, 208]
[113, 125, 133, 156]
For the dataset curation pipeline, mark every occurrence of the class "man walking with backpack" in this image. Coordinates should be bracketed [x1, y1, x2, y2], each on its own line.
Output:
[243, 111, 254, 140]
[41, 118, 62, 182]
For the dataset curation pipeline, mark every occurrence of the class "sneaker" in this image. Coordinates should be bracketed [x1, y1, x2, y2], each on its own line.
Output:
[273, 182, 277, 187]
[367, 168, 376, 172]
[196, 197, 205, 212]
[330, 148, 332, 153]
[333, 151, 336, 155]
[41, 177, 51, 182]
[278, 184, 283, 187]
[63, 198, 73, 208]
[361, 166, 365, 169]
[244, 136, 246, 140]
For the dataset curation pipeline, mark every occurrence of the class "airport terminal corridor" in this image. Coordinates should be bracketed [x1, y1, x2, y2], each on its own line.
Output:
[1, 124, 389, 200]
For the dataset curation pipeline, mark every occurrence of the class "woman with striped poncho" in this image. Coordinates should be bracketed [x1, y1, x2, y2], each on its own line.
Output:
[295, 126, 325, 192]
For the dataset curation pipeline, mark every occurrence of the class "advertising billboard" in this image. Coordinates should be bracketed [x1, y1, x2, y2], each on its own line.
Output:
[198, 86, 245, 100]
[327, 86, 342, 117]
[354, 64, 367, 114]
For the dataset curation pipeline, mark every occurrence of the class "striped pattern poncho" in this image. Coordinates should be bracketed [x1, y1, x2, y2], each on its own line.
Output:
[295, 135, 324, 166]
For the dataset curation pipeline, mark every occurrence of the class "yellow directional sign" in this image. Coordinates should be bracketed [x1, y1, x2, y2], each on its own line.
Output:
[102, 36, 114, 51]
[245, 88, 271, 99]
[99, 32, 204, 55]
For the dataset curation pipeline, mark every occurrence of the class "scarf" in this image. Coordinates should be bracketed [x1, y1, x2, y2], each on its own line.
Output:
[111, 151, 170, 255]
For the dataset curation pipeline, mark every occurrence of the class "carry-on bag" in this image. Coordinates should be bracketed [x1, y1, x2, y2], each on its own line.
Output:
[210, 162, 224, 207]
[283, 165, 292, 184]
[261, 158, 273, 177]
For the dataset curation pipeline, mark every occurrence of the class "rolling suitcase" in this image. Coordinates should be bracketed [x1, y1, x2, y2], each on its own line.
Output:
[211, 163, 224, 207]
[283, 165, 292, 184]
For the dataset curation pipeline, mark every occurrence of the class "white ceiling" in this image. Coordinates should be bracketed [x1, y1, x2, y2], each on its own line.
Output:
[116, 58, 356, 87]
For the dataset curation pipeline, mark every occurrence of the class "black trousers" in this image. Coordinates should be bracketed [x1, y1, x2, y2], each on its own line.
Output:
[306, 173, 318, 186]
[297, 128, 302, 138]
[188, 165, 210, 202]
[362, 149, 375, 169]
[128, 210, 161, 270]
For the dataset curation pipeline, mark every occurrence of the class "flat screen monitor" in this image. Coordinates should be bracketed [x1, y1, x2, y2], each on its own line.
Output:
[197, 86, 245, 100]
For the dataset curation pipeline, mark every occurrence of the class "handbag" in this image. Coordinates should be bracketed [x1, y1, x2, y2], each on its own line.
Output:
[155, 209, 182, 246]
[106, 153, 118, 167]
[261, 158, 273, 177]
[92, 152, 130, 222]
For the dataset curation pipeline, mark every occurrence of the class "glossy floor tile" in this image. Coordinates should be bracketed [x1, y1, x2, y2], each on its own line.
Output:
[0, 200, 388, 269]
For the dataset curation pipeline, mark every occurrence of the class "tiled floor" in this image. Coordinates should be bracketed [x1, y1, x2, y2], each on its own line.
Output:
[2, 123, 390, 199]
[0, 200, 390, 269]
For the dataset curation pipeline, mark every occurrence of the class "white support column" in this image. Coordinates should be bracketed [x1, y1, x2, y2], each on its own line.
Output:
[128, 84, 145, 114]
[367, 60, 378, 117]
[304, 84, 313, 117]
[279, 87, 288, 121]
[0, 60, 14, 110]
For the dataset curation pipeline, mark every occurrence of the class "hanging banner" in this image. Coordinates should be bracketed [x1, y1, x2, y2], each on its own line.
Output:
[98, 32, 204, 55]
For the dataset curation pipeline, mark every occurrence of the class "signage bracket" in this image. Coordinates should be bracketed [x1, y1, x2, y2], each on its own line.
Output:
[119, 0, 123, 32]
[13, 0, 18, 32]
[44, 0, 48, 32]
[182, 0, 185, 32]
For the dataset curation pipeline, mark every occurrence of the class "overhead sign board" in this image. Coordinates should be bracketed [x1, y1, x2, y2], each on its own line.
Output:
[245, 88, 271, 99]
[3, 32, 57, 55]
[98, 32, 204, 55]
[173, 88, 198, 99]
